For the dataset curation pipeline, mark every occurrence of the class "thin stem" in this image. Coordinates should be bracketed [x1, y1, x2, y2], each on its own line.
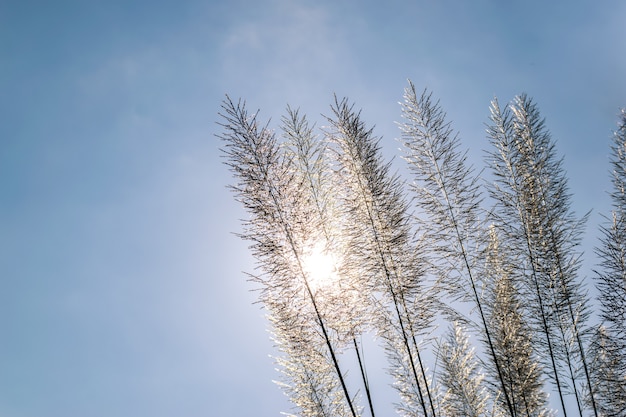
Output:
[354, 337, 376, 417]
[402, 86, 514, 416]
[285, 109, 372, 417]
[432, 148, 516, 417]
[334, 119, 434, 416]
[220, 98, 358, 417]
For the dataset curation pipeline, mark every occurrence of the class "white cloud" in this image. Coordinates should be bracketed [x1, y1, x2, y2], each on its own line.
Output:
[218, 0, 360, 113]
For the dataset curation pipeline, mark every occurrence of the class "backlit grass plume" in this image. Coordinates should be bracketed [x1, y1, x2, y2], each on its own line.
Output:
[218, 83, 623, 417]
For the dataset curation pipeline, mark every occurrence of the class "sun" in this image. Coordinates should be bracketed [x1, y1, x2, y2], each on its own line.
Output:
[302, 241, 338, 292]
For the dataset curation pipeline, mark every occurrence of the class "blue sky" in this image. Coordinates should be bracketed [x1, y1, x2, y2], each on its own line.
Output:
[1, 0, 625, 416]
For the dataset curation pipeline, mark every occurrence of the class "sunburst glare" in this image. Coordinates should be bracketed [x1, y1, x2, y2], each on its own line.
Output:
[302, 241, 338, 292]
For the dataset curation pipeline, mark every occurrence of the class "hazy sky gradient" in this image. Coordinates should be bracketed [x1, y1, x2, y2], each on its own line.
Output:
[1, 0, 625, 416]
